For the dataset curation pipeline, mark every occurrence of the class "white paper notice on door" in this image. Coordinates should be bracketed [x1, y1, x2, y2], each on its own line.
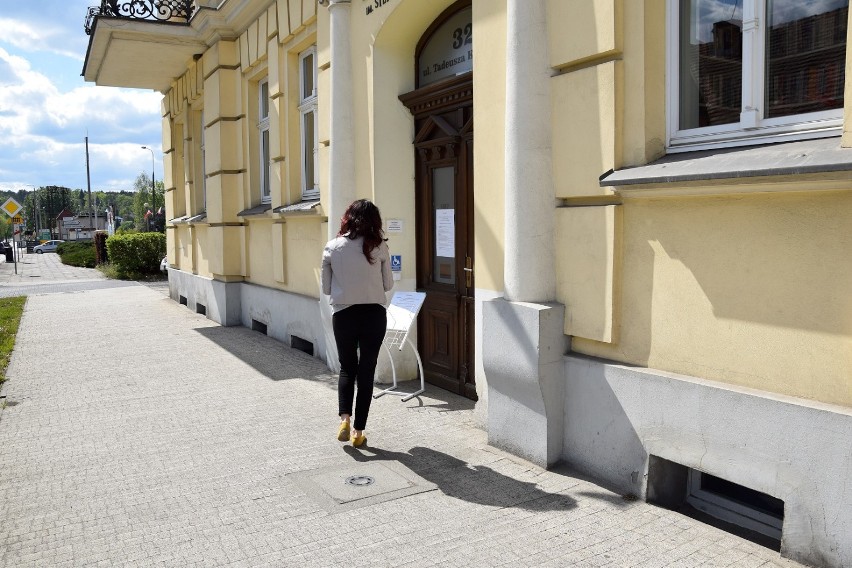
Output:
[435, 209, 455, 258]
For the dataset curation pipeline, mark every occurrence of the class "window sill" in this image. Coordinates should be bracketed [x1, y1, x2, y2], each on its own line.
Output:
[600, 138, 852, 196]
[237, 204, 272, 217]
[272, 199, 324, 219]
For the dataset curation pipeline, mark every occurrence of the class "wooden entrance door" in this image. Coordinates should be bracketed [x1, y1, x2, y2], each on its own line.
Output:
[400, 74, 475, 400]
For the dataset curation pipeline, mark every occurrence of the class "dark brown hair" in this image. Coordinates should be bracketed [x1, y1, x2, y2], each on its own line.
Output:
[338, 199, 385, 264]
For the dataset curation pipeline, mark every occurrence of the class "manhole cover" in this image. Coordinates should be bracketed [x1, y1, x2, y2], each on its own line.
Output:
[289, 462, 436, 511]
[345, 475, 375, 487]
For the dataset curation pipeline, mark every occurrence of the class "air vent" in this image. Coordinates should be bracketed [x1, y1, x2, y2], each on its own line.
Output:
[291, 335, 314, 356]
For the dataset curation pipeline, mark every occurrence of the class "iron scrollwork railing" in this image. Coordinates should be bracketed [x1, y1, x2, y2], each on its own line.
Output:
[85, 0, 196, 35]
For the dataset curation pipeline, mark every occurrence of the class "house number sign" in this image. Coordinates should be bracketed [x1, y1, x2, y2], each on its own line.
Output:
[418, 7, 472, 87]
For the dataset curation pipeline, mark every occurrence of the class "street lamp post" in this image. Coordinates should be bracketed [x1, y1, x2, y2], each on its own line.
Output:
[141, 146, 155, 232]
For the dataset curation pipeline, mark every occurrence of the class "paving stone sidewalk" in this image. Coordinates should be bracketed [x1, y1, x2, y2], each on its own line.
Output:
[0, 286, 806, 567]
[0, 249, 165, 298]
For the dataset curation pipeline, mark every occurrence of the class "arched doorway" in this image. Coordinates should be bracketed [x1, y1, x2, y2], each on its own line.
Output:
[400, 0, 475, 400]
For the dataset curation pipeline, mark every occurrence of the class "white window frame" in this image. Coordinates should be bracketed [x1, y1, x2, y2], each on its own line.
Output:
[299, 47, 319, 200]
[666, 0, 846, 152]
[258, 78, 271, 203]
[686, 470, 782, 541]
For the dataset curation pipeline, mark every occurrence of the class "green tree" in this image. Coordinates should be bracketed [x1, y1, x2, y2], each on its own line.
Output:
[110, 191, 135, 223]
[0, 216, 11, 241]
[19, 186, 73, 237]
[132, 172, 164, 232]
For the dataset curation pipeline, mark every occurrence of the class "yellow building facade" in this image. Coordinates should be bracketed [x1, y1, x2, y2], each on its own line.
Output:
[84, 1, 852, 565]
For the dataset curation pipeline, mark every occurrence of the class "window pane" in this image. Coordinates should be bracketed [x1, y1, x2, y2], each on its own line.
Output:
[432, 167, 455, 285]
[261, 129, 270, 198]
[302, 53, 314, 101]
[679, 0, 743, 129]
[260, 81, 269, 119]
[303, 111, 315, 193]
[765, 0, 848, 118]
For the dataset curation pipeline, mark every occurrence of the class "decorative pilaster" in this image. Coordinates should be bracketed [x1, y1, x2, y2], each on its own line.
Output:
[326, 0, 356, 239]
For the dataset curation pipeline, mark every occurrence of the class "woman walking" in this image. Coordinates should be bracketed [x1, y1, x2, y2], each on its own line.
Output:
[321, 199, 393, 447]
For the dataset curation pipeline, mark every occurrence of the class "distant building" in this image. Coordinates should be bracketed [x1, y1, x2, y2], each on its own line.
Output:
[56, 209, 107, 240]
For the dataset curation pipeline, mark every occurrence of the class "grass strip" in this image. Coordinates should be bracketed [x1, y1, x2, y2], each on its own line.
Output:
[0, 296, 26, 385]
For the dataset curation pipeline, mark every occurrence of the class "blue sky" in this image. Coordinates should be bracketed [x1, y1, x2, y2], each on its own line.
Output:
[0, 0, 163, 193]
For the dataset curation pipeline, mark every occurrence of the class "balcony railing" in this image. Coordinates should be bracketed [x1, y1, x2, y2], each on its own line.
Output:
[85, 0, 196, 35]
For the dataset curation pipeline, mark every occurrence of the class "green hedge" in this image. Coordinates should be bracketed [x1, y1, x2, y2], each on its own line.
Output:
[105, 232, 166, 279]
[56, 241, 97, 268]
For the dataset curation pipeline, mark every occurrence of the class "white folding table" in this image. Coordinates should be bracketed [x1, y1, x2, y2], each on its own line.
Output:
[373, 291, 426, 402]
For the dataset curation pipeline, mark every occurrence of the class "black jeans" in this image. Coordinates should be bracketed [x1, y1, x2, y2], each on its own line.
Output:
[332, 303, 387, 431]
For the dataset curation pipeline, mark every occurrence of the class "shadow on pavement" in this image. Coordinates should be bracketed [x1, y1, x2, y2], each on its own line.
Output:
[194, 326, 477, 414]
[194, 315, 636, 514]
[343, 444, 579, 512]
[373, 379, 475, 413]
[194, 325, 336, 385]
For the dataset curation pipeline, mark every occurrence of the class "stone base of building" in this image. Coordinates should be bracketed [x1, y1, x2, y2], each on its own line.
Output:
[483, 298, 568, 468]
[564, 354, 852, 568]
[167, 269, 329, 363]
[166, 269, 416, 383]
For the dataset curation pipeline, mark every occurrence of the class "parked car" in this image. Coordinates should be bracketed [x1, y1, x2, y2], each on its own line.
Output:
[33, 240, 65, 254]
[160, 256, 168, 273]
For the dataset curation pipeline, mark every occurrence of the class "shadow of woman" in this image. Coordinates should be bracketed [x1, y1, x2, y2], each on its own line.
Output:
[343, 444, 577, 512]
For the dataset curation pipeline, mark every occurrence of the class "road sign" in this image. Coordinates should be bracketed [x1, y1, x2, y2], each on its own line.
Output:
[1, 198, 22, 217]
[11, 215, 23, 224]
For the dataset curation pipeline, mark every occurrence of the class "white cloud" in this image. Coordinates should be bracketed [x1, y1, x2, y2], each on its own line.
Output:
[0, 17, 83, 61]
[0, 41, 162, 192]
[49, 86, 162, 129]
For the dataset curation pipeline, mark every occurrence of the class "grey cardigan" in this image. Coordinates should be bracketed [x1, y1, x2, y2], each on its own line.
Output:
[321, 235, 393, 309]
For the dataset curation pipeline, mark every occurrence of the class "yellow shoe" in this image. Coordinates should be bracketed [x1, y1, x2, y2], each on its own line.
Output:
[337, 422, 350, 442]
[351, 433, 367, 447]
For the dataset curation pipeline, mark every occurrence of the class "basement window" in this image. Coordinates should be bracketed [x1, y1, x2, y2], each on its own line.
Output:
[251, 320, 268, 335]
[686, 469, 784, 541]
[290, 335, 314, 356]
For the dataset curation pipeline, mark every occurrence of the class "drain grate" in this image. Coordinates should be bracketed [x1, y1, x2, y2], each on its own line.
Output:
[345, 475, 375, 487]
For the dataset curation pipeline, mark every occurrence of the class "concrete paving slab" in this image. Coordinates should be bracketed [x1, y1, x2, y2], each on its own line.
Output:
[289, 461, 436, 512]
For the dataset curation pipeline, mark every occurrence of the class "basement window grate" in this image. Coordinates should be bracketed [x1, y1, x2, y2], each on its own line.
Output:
[291, 335, 314, 356]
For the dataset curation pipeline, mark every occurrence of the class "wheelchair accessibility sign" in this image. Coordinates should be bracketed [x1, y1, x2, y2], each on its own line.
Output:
[391, 255, 402, 272]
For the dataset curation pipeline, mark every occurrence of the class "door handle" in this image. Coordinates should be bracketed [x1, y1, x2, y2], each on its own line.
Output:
[464, 257, 473, 287]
